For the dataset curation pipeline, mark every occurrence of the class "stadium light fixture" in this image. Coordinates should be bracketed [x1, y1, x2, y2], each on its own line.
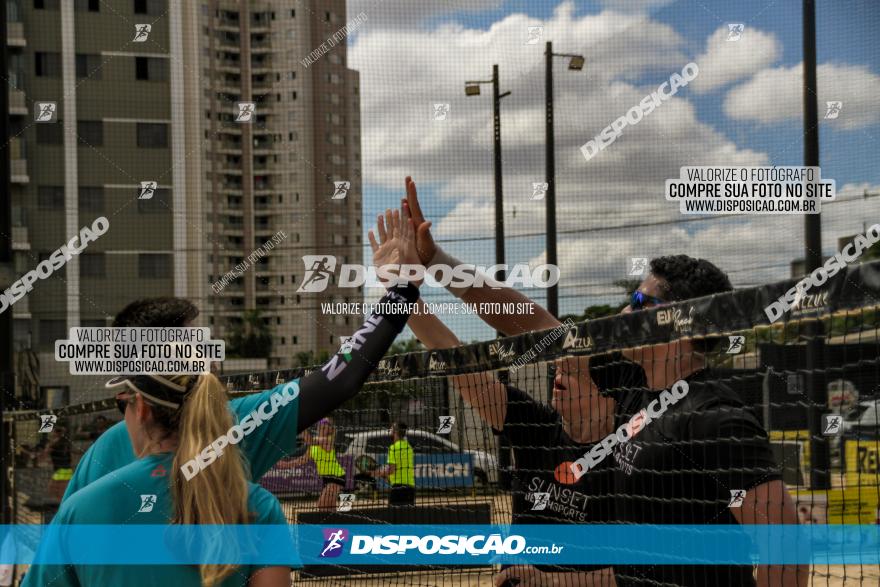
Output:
[464, 84, 481, 96]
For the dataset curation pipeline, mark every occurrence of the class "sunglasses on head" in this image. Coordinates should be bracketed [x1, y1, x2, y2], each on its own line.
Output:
[630, 290, 666, 311]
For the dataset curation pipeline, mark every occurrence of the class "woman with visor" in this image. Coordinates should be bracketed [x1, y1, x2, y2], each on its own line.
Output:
[23, 210, 423, 586]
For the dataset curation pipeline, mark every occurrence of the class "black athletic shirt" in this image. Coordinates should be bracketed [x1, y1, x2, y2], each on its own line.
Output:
[499, 385, 614, 573]
[611, 368, 781, 587]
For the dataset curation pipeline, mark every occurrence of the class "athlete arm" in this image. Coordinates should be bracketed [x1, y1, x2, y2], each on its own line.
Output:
[248, 566, 291, 587]
[405, 176, 561, 335]
[295, 282, 420, 431]
[731, 480, 807, 587]
[408, 301, 462, 348]
[295, 201, 421, 429]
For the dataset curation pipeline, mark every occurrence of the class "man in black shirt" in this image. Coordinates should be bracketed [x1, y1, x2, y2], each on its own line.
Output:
[390, 179, 805, 586]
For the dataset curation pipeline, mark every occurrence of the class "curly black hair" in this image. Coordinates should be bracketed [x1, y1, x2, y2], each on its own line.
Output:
[649, 255, 732, 302]
[112, 297, 200, 328]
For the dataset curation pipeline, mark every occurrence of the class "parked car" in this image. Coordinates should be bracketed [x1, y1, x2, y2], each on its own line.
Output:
[339, 428, 498, 485]
[843, 399, 880, 437]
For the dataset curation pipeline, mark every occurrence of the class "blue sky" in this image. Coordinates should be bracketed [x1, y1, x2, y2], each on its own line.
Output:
[349, 0, 880, 342]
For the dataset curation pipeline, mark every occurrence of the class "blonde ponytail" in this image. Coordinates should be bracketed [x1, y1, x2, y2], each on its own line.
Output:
[172, 374, 250, 586]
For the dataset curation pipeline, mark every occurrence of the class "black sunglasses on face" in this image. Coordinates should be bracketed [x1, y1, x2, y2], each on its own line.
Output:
[116, 393, 134, 416]
[630, 290, 666, 311]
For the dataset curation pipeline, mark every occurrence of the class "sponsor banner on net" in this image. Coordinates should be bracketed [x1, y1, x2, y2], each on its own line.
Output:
[666, 166, 836, 215]
[764, 224, 880, 323]
[54, 327, 225, 375]
[7, 524, 880, 565]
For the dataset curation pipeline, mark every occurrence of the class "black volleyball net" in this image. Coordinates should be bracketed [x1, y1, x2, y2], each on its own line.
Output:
[6, 260, 880, 586]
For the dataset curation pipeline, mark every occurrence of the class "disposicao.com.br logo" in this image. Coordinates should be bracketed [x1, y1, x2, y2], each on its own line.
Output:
[296, 255, 559, 293]
[318, 530, 563, 557]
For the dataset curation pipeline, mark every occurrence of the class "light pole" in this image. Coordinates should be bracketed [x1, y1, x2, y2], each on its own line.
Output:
[465, 65, 511, 284]
[545, 41, 584, 319]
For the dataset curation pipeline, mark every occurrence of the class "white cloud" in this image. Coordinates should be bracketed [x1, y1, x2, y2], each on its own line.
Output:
[724, 62, 880, 130]
[690, 26, 780, 94]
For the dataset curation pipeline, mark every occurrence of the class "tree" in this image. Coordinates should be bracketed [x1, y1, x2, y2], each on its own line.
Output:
[386, 337, 424, 356]
[226, 310, 272, 358]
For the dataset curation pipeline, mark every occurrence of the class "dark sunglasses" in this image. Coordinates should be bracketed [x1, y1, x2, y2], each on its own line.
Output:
[630, 290, 666, 311]
[116, 393, 135, 416]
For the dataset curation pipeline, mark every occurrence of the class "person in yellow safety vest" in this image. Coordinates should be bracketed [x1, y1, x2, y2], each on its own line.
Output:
[371, 421, 416, 506]
[287, 417, 346, 510]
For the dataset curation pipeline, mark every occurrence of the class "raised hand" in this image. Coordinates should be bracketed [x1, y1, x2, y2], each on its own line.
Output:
[368, 208, 401, 271]
[405, 177, 437, 265]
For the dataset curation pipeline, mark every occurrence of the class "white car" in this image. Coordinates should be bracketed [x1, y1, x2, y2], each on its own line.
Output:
[339, 429, 498, 485]
[843, 399, 880, 437]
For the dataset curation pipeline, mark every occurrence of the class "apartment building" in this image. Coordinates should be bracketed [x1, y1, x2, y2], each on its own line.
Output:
[6, 0, 363, 403]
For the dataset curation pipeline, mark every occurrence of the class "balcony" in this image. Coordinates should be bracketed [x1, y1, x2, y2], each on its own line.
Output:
[8, 88, 27, 115]
[7, 22, 25, 47]
[12, 225, 29, 251]
[9, 137, 28, 184]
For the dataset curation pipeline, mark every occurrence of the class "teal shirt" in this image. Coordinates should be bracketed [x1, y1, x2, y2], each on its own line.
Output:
[62, 382, 301, 501]
[23, 454, 296, 587]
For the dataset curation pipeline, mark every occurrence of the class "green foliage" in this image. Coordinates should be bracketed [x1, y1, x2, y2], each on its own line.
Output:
[225, 310, 272, 358]
[386, 337, 424, 356]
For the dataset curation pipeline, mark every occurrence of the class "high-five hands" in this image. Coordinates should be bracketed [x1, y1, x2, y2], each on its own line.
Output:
[368, 190, 424, 288]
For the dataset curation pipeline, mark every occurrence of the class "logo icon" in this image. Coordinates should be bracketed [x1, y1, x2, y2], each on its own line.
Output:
[822, 414, 843, 436]
[34, 102, 57, 123]
[133, 24, 151, 42]
[38, 414, 57, 433]
[726, 335, 745, 354]
[320, 528, 348, 557]
[726, 24, 745, 41]
[526, 26, 544, 45]
[235, 102, 256, 123]
[151, 464, 167, 477]
[332, 181, 350, 200]
[728, 489, 746, 508]
[629, 257, 648, 276]
[432, 103, 450, 121]
[337, 494, 355, 512]
[562, 327, 593, 351]
[138, 494, 157, 513]
[297, 255, 337, 293]
[824, 101, 843, 120]
[530, 182, 548, 200]
[339, 336, 354, 360]
[530, 492, 550, 511]
[138, 181, 157, 200]
[437, 416, 455, 435]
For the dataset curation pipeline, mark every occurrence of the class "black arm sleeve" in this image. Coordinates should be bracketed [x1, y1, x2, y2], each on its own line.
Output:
[296, 284, 419, 431]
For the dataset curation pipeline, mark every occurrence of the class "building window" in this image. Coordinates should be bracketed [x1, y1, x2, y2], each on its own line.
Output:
[39, 320, 66, 348]
[75, 54, 103, 79]
[138, 253, 172, 278]
[77, 121, 103, 146]
[137, 188, 170, 212]
[34, 0, 60, 9]
[34, 52, 61, 77]
[80, 253, 106, 278]
[37, 186, 64, 208]
[36, 123, 63, 145]
[137, 123, 169, 148]
[135, 56, 168, 81]
[74, 0, 100, 11]
[79, 186, 104, 211]
[134, 0, 164, 15]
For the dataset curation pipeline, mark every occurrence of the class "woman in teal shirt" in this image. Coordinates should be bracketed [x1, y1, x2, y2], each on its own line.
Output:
[23, 373, 294, 587]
